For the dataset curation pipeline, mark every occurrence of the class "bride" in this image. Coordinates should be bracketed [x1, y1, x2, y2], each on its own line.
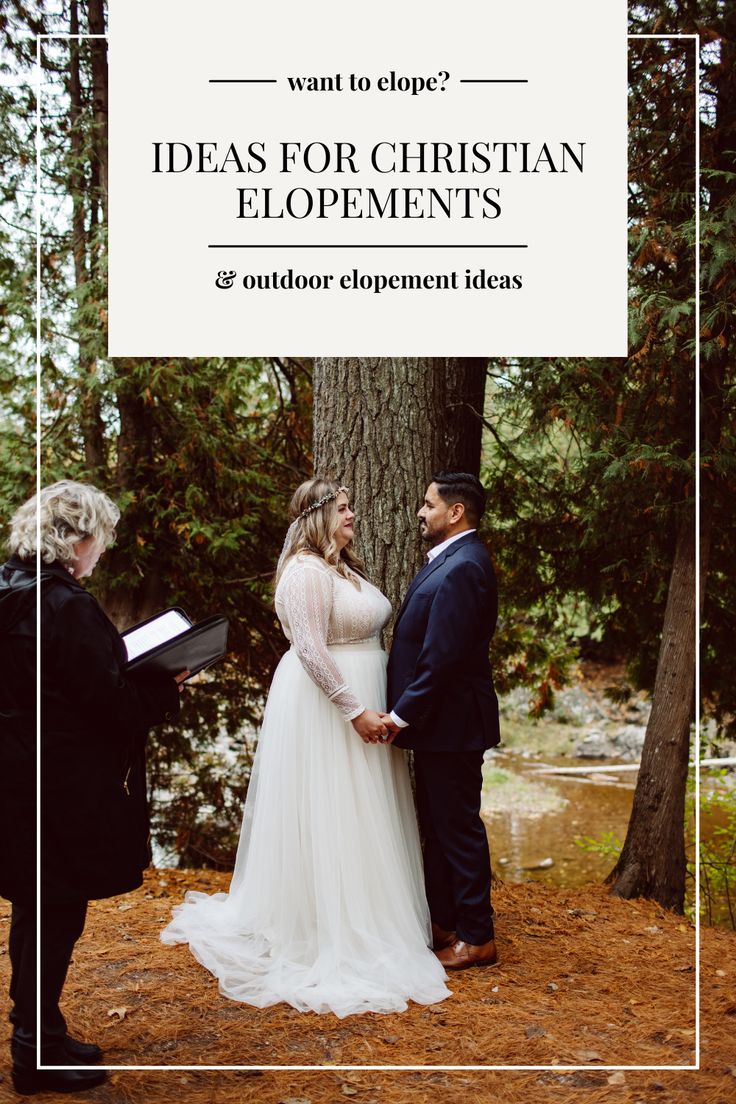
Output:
[162, 478, 449, 1017]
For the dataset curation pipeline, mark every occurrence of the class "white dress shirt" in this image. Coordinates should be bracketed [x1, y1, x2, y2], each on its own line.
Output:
[426, 529, 477, 562]
[390, 529, 476, 729]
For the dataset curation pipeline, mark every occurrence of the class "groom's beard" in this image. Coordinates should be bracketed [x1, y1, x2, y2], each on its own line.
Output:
[419, 520, 452, 547]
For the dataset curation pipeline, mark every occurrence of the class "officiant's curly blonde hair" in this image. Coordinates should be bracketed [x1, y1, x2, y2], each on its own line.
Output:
[8, 480, 120, 565]
[276, 478, 366, 586]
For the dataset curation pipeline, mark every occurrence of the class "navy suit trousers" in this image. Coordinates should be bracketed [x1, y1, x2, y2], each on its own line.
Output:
[413, 750, 494, 945]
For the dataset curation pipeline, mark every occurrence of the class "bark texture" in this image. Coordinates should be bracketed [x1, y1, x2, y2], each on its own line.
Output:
[313, 358, 486, 627]
[699, 1, 734, 613]
[606, 516, 695, 911]
[87, 0, 108, 220]
[100, 367, 164, 629]
[68, 3, 105, 476]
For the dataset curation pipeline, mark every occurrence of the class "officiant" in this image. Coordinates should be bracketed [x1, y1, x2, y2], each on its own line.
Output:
[0, 479, 186, 1095]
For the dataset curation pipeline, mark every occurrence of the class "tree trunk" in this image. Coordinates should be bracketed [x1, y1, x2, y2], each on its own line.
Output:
[114, 371, 154, 493]
[99, 368, 164, 629]
[86, 0, 108, 221]
[604, 6, 736, 914]
[700, 0, 735, 613]
[606, 514, 695, 911]
[68, 1, 105, 477]
[313, 358, 486, 625]
[441, 359, 487, 473]
[607, 2, 735, 915]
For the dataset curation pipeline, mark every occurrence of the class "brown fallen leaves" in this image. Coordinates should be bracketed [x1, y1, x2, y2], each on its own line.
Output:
[0, 871, 732, 1104]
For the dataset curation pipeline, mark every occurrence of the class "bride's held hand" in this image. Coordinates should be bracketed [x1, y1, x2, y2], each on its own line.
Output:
[351, 709, 388, 744]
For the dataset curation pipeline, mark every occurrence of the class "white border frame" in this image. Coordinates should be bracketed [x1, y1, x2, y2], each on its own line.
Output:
[33, 29, 701, 1075]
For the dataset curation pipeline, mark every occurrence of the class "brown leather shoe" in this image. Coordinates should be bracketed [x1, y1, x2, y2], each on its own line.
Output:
[431, 922, 457, 951]
[435, 938, 498, 969]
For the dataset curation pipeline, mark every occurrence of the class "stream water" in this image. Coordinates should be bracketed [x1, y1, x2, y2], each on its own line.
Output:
[481, 748, 735, 928]
[155, 698, 734, 927]
[481, 749, 636, 888]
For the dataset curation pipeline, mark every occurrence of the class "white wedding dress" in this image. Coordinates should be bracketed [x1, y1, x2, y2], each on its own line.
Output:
[162, 554, 449, 1017]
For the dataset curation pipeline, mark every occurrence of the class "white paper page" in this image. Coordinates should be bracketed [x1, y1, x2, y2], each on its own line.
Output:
[108, 0, 627, 357]
[123, 609, 191, 661]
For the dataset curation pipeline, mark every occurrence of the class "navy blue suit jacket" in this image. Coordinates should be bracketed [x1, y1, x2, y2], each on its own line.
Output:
[387, 531, 500, 753]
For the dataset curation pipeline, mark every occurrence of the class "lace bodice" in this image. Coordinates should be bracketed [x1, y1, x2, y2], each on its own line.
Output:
[275, 554, 392, 720]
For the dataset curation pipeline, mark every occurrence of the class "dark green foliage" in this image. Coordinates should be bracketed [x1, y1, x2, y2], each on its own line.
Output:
[1, 1, 733, 877]
[0, 5, 315, 865]
[485, 20, 728, 733]
[45, 355, 313, 868]
[628, 0, 736, 755]
[697, 775, 736, 929]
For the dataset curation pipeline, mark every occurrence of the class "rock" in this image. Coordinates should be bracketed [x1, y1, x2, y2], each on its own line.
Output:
[523, 857, 554, 870]
[551, 686, 598, 726]
[575, 729, 612, 758]
[617, 724, 647, 759]
[574, 721, 647, 761]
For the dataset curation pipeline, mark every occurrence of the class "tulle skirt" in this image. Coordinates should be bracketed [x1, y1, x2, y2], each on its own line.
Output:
[162, 641, 450, 1017]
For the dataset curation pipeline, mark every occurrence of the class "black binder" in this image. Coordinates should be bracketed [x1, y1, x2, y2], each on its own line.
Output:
[122, 607, 229, 681]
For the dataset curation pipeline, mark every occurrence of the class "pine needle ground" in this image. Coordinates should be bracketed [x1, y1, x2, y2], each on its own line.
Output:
[1, 870, 733, 1103]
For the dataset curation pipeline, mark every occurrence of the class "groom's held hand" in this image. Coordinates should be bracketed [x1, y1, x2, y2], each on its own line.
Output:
[380, 715, 401, 743]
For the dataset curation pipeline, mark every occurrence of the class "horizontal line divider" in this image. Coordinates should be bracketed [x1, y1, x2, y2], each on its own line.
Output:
[208, 243, 528, 249]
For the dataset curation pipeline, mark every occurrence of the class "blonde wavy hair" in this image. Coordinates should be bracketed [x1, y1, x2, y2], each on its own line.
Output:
[276, 478, 366, 587]
[8, 480, 120, 565]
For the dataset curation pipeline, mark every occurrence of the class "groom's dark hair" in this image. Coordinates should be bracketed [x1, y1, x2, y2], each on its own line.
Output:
[432, 471, 486, 526]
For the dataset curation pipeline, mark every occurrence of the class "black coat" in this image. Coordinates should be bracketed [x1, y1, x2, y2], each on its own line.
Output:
[0, 556, 180, 903]
[387, 532, 500, 753]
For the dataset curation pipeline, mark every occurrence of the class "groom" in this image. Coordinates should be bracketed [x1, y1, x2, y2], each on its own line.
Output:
[383, 472, 500, 969]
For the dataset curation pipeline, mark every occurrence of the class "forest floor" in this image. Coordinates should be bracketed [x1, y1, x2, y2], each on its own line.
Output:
[1, 871, 734, 1104]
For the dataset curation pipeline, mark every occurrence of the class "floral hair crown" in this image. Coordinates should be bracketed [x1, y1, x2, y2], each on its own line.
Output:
[296, 486, 348, 521]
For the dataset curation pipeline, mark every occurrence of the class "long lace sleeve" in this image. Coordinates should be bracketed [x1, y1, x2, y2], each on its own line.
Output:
[278, 560, 364, 720]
